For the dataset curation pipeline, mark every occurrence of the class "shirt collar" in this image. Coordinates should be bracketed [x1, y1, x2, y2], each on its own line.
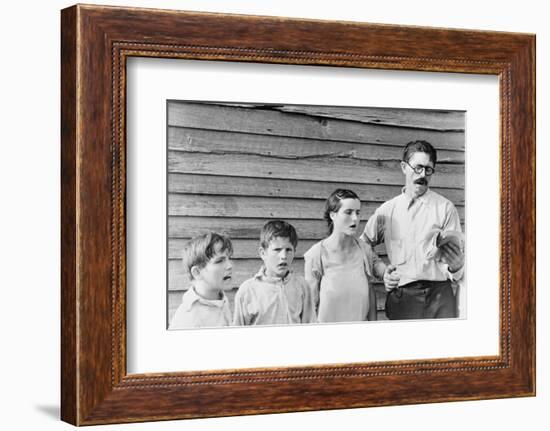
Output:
[253, 266, 292, 284]
[401, 187, 433, 207]
[182, 286, 227, 311]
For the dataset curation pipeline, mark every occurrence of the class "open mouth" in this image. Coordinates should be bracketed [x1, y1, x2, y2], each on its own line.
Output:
[222, 275, 232, 281]
[349, 224, 357, 229]
[277, 263, 288, 268]
[414, 179, 428, 186]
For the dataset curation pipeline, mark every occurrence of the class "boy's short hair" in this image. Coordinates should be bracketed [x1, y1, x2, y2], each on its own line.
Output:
[260, 220, 298, 249]
[181, 232, 233, 279]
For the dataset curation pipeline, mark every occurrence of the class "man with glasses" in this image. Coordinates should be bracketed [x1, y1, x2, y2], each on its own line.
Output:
[361, 140, 464, 320]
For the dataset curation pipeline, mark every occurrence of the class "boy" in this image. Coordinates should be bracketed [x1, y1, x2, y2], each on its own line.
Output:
[169, 232, 234, 329]
[233, 220, 316, 326]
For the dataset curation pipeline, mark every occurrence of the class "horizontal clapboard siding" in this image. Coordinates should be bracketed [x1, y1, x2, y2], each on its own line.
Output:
[169, 173, 466, 205]
[169, 194, 465, 220]
[168, 217, 465, 240]
[169, 127, 465, 163]
[170, 238, 320, 260]
[168, 102, 465, 150]
[167, 101, 465, 323]
[171, 238, 399, 261]
[169, 152, 464, 188]
[265, 105, 465, 131]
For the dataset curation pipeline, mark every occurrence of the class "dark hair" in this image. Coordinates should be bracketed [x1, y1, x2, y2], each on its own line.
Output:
[402, 140, 437, 166]
[260, 220, 298, 249]
[181, 232, 233, 280]
[323, 189, 360, 235]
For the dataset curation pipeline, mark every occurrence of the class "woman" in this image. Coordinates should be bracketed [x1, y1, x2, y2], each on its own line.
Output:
[304, 189, 384, 322]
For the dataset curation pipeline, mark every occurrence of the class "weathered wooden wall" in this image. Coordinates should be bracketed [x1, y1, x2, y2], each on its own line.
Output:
[167, 101, 465, 323]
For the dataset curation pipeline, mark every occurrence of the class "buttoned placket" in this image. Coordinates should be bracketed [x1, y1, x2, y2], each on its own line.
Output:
[276, 277, 293, 323]
[398, 196, 421, 280]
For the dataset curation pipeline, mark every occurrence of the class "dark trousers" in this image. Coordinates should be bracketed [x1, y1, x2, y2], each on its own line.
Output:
[385, 280, 457, 320]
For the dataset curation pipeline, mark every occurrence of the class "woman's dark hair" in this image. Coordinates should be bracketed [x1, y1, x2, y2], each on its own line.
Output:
[323, 189, 360, 235]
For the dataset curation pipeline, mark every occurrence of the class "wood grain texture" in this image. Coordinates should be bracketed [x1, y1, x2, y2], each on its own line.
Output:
[168, 127, 466, 163]
[60, 6, 78, 425]
[168, 102, 466, 150]
[168, 215, 465, 239]
[168, 151, 464, 187]
[168, 238, 320, 260]
[167, 193, 465, 219]
[247, 104, 465, 131]
[61, 4, 535, 425]
[168, 173, 466, 204]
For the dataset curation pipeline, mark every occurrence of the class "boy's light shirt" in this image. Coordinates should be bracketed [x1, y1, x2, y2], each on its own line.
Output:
[170, 286, 232, 329]
[232, 266, 316, 326]
[362, 188, 464, 286]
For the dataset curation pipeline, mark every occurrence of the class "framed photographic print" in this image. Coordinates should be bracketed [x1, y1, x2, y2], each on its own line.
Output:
[61, 4, 535, 425]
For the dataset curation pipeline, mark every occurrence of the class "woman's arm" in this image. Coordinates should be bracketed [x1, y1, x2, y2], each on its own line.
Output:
[304, 254, 321, 315]
[367, 283, 378, 321]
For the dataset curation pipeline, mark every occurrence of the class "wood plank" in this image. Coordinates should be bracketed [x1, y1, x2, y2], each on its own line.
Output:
[168, 216, 465, 240]
[201, 103, 465, 131]
[169, 238, 389, 260]
[168, 194, 466, 220]
[168, 127, 465, 163]
[168, 152, 465, 188]
[168, 194, 376, 219]
[169, 238, 321, 260]
[168, 102, 465, 151]
[271, 105, 465, 132]
[169, 239, 389, 259]
[168, 217, 329, 239]
[168, 173, 466, 205]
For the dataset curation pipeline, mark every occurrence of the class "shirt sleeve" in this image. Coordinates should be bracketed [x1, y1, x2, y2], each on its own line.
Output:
[443, 203, 465, 281]
[449, 264, 465, 282]
[361, 206, 385, 247]
[358, 224, 385, 280]
[232, 284, 249, 326]
[368, 242, 385, 280]
[443, 203, 463, 233]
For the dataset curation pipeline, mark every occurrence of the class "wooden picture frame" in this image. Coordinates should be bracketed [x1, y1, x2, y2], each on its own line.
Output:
[61, 4, 535, 425]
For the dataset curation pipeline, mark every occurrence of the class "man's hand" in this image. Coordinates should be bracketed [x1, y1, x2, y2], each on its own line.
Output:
[383, 265, 400, 292]
[440, 242, 464, 273]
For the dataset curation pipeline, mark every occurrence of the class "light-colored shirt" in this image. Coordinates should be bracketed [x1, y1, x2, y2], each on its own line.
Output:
[304, 237, 377, 323]
[361, 188, 464, 286]
[232, 267, 316, 326]
[170, 286, 232, 329]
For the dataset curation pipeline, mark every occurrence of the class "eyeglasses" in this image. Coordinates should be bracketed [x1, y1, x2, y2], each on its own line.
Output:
[404, 160, 435, 176]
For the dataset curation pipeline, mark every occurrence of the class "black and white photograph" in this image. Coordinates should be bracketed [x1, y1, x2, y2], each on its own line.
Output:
[3, 0, 544, 430]
[167, 101, 466, 329]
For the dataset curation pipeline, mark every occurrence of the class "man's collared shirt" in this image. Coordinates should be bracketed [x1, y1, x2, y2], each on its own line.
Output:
[361, 188, 464, 286]
[232, 267, 316, 326]
[170, 286, 232, 329]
